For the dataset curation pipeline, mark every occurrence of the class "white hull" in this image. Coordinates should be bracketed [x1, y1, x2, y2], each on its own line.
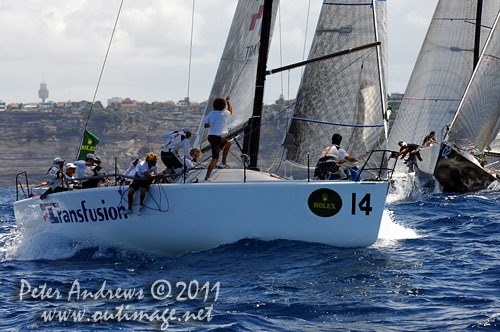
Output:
[415, 144, 440, 175]
[14, 169, 389, 256]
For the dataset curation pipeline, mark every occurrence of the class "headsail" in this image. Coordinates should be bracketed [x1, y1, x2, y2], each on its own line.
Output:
[193, 0, 279, 148]
[447, 10, 500, 152]
[388, 0, 500, 150]
[285, 0, 387, 166]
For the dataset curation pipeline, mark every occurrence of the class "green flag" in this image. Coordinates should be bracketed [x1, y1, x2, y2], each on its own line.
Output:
[77, 130, 100, 160]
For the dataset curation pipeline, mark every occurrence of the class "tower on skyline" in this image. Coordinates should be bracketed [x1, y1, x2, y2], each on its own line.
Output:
[38, 78, 49, 103]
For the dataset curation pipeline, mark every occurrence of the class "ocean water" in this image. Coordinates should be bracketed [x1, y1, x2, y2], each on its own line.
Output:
[1, 181, 499, 331]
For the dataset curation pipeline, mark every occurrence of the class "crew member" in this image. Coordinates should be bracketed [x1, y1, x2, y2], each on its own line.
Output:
[40, 157, 66, 199]
[124, 152, 166, 215]
[315, 133, 358, 180]
[204, 96, 232, 181]
[160, 128, 193, 173]
[422, 131, 439, 147]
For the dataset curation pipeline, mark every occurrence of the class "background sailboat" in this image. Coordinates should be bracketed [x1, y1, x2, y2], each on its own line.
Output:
[434, 10, 500, 193]
[388, 0, 500, 176]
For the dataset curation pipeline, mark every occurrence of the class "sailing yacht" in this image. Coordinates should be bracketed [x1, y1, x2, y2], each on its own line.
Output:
[388, 0, 500, 182]
[13, 0, 396, 256]
[434, 10, 500, 193]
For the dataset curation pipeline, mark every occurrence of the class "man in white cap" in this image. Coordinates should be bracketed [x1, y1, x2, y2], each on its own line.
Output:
[40, 157, 66, 199]
[64, 162, 80, 189]
[160, 127, 194, 173]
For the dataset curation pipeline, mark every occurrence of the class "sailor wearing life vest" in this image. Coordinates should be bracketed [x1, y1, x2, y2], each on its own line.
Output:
[40, 157, 66, 199]
[160, 128, 193, 173]
[315, 133, 358, 180]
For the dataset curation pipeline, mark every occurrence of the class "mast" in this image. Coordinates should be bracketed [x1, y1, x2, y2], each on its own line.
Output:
[244, 0, 273, 170]
[474, 0, 483, 67]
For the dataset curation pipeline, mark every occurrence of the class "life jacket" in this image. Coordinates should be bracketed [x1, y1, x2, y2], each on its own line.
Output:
[314, 145, 341, 180]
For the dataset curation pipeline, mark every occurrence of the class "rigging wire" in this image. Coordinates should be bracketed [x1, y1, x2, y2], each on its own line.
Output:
[300, 0, 312, 77]
[278, 1, 284, 98]
[186, 0, 196, 103]
[82, 0, 124, 133]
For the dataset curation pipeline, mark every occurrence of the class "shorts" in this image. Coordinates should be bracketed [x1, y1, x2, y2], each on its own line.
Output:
[208, 135, 228, 160]
[161, 151, 183, 170]
[130, 179, 152, 190]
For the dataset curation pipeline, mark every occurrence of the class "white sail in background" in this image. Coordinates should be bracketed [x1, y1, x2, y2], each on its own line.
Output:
[447, 11, 500, 152]
[388, 0, 500, 150]
[376, 0, 388, 101]
[193, 0, 279, 148]
[284, 0, 386, 166]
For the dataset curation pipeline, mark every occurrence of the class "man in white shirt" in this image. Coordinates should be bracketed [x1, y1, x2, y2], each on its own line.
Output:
[122, 155, 141, 183]
[204, 96, 233, 181]
[73, 153, 97, 188]
[124, 152, 166, 215]
[315, 133, 357, 180]
[160, 128, 193, 173]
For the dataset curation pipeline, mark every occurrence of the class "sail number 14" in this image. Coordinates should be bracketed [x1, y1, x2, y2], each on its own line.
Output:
[351, 193, 372, 216]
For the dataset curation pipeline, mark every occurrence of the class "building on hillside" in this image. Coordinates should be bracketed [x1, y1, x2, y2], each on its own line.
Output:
[40, 102, 54, 110]
[23, 103, 39, 110]
[176, 100, 188, 107]
[107, 97, 123, 107]
[0, 100, 6, 111]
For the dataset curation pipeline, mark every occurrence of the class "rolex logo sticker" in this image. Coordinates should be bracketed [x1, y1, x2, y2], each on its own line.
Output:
[308, 188, 342, 217]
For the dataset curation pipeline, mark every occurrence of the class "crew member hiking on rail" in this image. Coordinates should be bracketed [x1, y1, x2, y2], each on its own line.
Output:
[204, 96, 232, 182]
[40, 157, 67, 199]
[124, 152, 166, 216]
[398, 141, 423, 171]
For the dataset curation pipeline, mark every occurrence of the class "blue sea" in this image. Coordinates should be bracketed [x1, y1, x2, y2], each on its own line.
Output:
[1, 182, 499, 331]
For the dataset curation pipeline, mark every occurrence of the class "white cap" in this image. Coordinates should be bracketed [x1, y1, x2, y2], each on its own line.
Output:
[66, 162, 77, 169]
[402, 141, 407, 146]
[53, 157, 65, 163]
[183, 127, 193, 135]
[86, 153, 96, 160]
[130, 155, 138, 162]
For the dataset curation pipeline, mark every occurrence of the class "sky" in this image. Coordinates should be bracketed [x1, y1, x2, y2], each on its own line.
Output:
[0, 0, 438, 104]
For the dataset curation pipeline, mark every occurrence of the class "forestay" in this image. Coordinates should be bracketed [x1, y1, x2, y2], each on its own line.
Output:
[447, 11, 500, 152]
[388, 0, 500, 150]
[285, 0, 387, 166]
[193, 0, 279, 148]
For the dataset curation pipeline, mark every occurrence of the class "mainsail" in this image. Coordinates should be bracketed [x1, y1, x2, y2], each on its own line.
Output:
[388, 0, 500, 150]
[285, 0, 387, 166]
[193, 0, 279, 148]
[447, 11, 500, 152]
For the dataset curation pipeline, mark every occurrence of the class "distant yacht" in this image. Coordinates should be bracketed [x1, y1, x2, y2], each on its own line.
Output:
[0, 100, 6, 111]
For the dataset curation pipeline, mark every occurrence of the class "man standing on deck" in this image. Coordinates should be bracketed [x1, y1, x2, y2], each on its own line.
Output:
[204, 96, 232, 181]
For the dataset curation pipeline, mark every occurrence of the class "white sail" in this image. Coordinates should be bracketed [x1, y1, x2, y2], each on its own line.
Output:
[388, 0, 500, 150]
[447, 11, 500, 151]
[193, 0, 279, 148]
[285, 0, 387, 166]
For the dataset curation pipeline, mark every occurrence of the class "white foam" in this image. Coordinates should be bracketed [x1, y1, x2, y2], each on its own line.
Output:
[0, 225, 96, 261]
[374, 210, 420, 247]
